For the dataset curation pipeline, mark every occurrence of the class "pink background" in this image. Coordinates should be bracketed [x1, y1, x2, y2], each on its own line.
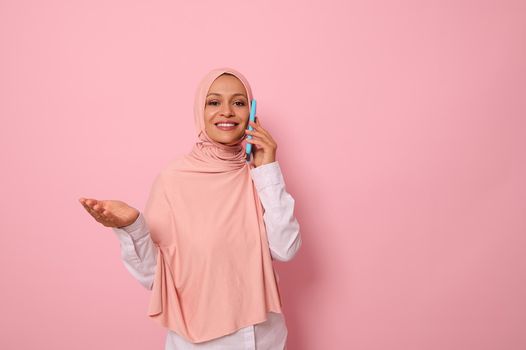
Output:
[1, 0, 525, 349]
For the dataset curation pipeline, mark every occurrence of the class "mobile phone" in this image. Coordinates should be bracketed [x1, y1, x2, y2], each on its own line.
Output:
[245, 99, 257, 162]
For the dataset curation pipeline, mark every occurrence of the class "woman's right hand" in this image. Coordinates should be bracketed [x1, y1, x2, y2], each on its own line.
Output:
[78, 197, 140, 229]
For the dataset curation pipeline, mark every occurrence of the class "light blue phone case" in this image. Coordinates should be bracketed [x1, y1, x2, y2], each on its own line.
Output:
[245, 99, 257, 162]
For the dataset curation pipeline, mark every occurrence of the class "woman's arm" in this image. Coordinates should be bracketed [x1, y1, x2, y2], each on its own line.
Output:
[250, 161, 302, 262]
[112, 212, 157, 290]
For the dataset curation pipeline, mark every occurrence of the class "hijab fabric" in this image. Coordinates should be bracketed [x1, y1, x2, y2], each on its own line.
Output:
[143, 67, 283, 343]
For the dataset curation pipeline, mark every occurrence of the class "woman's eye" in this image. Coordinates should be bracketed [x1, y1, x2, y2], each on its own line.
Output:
[207, 100, 245, 107]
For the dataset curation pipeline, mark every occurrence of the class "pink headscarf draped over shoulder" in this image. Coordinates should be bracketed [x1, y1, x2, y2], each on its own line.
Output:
[143, 67, 283, 343]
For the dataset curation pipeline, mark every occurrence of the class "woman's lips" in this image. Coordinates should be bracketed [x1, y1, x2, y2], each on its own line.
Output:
[215, 123, 238, 131]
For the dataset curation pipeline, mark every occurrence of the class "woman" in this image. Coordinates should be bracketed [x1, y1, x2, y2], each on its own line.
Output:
[79, 67, 302, 349]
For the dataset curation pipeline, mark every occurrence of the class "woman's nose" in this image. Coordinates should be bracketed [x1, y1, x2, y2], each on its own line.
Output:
[221, 104, 233, 116]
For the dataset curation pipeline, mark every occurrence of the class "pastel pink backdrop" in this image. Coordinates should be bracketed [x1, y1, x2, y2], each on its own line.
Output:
[1, 0, 525, 349]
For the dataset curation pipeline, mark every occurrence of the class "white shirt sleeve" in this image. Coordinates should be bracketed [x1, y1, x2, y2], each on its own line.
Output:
[112, 212, 157, 290]
[250, 160, 302, 262]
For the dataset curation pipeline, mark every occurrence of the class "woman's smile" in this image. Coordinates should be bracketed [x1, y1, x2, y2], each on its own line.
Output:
[215, 122, 239, 131]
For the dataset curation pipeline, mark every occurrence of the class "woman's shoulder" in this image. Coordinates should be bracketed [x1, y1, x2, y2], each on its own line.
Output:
[157, 154, 189, 174]
[148, 155, 188, 186]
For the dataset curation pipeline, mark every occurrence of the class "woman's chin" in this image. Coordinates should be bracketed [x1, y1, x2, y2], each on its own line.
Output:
[216, 134, 244, 145]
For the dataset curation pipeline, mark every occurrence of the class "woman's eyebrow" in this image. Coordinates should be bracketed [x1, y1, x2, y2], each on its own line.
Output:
[206, 93, 247, 98]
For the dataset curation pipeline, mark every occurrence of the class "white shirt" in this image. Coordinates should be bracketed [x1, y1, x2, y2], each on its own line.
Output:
[112, 160, 301, 349]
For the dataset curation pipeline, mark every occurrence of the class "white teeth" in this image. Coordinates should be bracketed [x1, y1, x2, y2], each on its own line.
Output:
[216, 123, 236, 127]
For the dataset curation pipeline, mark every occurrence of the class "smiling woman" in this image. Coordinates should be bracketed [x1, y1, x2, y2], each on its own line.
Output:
[204, 73, 251, 146]
[80, 67, 302, 350]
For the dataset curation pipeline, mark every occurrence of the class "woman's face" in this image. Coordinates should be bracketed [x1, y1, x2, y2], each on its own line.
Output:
[204, 74, 250, 145]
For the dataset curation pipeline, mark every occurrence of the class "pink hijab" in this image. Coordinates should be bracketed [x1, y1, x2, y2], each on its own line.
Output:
[143, 67, 283, 343]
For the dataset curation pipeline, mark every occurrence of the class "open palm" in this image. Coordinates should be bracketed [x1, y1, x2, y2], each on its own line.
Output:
[79, 197, 139, 228]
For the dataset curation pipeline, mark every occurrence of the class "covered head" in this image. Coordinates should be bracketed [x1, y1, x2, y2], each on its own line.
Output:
[193, 67, 254, 152]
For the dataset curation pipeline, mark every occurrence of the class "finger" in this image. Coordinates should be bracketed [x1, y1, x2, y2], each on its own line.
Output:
[86, 205, 101, 217]
[95, 208, 107, 220]
[247, 124, 271, 142]
[247, 130, 276, 148]
[249, 120, 262, 131]
[249, 117, 261, 128]
[246, 136, 270, 148]
[81, 201, 94, 213]
[87, 207, 102, 221]
[249, 120, 272, 139]
[81, 200, 104, 219]
[81, 202, 94, 214]
[254, 125, 276, 145]
[93, 207, 106, 219]
[85, 198, 98, 208]
[92, 200, 107, 214]
[244, 128, 268, 141]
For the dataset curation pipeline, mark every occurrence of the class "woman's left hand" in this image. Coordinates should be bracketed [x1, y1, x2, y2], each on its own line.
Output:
[245, 116, 277, 168]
